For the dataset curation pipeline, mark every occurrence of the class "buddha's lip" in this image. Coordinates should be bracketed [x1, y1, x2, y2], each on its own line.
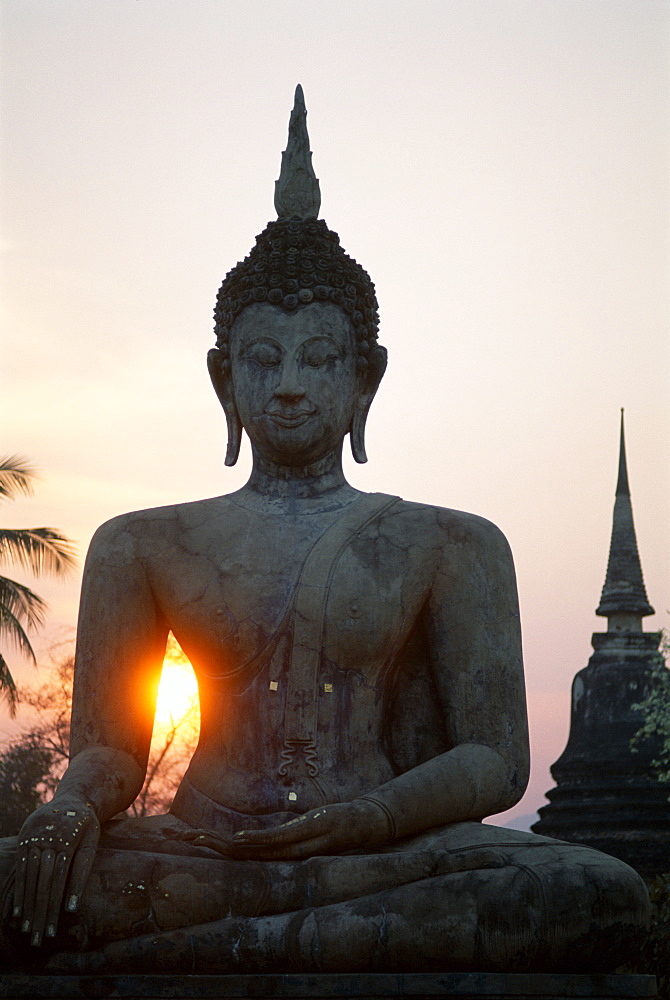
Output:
[263, 409, 316, 427]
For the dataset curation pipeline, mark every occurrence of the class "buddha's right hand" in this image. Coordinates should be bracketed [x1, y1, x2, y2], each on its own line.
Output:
[13, 795, 100, 948]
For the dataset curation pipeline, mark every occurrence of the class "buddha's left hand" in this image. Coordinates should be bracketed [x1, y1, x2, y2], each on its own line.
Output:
[226, 800, 392, 859]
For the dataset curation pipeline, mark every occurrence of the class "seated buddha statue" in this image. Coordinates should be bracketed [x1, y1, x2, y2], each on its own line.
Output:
[1, 87, 649, 976]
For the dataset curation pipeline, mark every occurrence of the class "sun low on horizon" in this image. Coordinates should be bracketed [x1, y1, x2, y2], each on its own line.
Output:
[153, 635, 200, 732]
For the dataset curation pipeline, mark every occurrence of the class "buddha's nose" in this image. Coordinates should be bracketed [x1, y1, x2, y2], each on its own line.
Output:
[274, 359, 305, 400]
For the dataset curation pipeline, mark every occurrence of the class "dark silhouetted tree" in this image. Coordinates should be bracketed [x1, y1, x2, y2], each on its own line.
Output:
[632, 628, 670, 788]
[0, 737, 56, 836]
[0, 639, 199, 822]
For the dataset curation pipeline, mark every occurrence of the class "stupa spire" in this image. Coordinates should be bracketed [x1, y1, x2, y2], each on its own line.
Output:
[595, 410, 654, 626]
[274, 84, 321, 220]
[615, 407, 630, 495]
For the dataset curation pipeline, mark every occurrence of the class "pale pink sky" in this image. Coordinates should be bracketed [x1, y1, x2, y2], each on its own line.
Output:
[2, 0, 669, 824]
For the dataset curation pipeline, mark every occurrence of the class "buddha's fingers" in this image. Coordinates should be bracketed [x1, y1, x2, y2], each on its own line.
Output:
[234, 807, 332, 848]
[274, 834, 336, 859]
[179, 830, 237, 855]
[174, 828, 206, 842]
[439, 848, 506, 874]
[192, 834, 236, 854]
[233, 832, 336, 861]
[62, 809, 100, 912]
[12, 841, 29, 922]
[18, 846, 42, 933]
[65, 843, 97, 914]
[45, 851, 72, 939]
[29, 849, 56, 947]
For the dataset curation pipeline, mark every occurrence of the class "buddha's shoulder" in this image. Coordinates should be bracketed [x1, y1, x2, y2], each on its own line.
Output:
[383, 495, 512, 556]
[87, 496, 234, 553]
[87, 493, 511, 564]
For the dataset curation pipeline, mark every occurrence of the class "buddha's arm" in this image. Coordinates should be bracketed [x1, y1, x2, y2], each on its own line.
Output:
[362, 512, 529, 837]
[65, 514, 169, 811]
[231, 513, 528, 859]
[14, 513, 168, 944]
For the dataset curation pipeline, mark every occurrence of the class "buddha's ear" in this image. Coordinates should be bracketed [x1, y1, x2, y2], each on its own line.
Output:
[207, 347, 242, 467]
[351, 344, 387, 464]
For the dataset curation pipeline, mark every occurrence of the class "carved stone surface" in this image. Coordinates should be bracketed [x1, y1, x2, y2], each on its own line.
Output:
[0, 94, 652, 976]
[0, 973, 659, 999]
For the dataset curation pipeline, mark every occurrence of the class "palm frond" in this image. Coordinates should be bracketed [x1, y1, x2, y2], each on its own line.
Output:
[0, 652, 18, 717]
[0, 576, 47, 632]
[0, 528, 76, 576]
[0, 601, 38, 662]
[0, 458, 75, 720]
[0, 456, 36, 500]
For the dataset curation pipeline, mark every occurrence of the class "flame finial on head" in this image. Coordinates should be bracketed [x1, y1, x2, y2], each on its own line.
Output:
[274, 85, 321, 219]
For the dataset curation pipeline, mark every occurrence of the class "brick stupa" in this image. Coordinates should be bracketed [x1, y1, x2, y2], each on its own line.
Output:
[533, 412, 670, 875]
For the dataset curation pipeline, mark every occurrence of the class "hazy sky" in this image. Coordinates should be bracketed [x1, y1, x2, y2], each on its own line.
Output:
[2, 0, 668, 823]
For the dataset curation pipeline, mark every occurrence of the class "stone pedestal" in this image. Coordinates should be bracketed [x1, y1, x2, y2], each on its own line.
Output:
[0, 973, 658, 1000]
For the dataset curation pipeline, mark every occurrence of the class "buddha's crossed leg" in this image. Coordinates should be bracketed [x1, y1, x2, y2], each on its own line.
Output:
[1, 819, 649, 974]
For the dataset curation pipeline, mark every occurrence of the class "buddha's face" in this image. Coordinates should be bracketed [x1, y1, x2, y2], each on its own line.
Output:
[228, 302, 360, 467]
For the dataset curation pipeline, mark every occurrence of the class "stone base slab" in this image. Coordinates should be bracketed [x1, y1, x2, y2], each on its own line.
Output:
[0, 973, 657, 999]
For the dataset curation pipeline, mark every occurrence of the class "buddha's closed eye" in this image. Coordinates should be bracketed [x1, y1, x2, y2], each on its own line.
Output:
[244, 343, 282, 368]
[302, 347, 341, 367]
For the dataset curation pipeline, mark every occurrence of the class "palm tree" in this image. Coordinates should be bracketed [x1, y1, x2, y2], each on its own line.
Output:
[0, 456, 76, 716]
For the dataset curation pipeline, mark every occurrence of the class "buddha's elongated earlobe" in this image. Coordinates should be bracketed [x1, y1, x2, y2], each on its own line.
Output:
[350, 409, 369, 464]
[223, 405, 242, 467]
[351, 345, 387, 464]
[207, 348, 242, 467]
